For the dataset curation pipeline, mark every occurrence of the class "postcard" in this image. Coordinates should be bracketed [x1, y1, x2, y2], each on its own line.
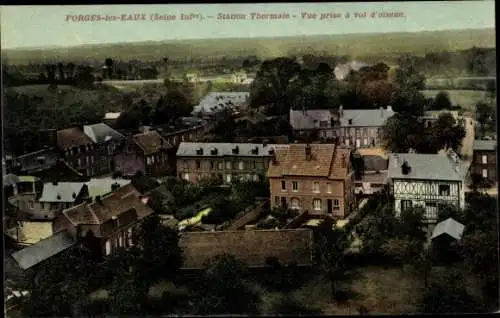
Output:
[2, 1, 497, 316]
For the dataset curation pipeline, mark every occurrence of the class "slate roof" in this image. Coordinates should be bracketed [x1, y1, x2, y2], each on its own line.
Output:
[39, 182, 87, 203]
[85, 177, 131, 198]
[83, 123, 124, 144]
[387, 152, 465, 181]
[192, 92, 250, 115]
[176, 142, 289, 157]
[61, 184, 152, 227]
[431, 218, 465, 240]
[133, 131, 169, 155]
[290, 108, 395, 130]
[268, 144, 351, 180]
[179, 229, 313, 269]
[11, 230, 76, 270]
[473, 139, 497, 151]
[57, 127, 94, 149]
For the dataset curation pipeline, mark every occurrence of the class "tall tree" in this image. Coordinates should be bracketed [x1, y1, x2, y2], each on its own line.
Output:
[432, 91, 453, 110]
[475, 101, 495, 136]
[391, 54, 426, 116]
[249, 57, 302, 114]
[315, 219, 351, 301]
[57, 62, 65, 81]
[66, 62, 76, 80]
[427, 112, 466, 152]
[105, 58, 114, 79]
[190, 254, 260, 315]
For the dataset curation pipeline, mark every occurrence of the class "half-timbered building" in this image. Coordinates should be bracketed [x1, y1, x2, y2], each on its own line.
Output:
[387, 151, 468, 222]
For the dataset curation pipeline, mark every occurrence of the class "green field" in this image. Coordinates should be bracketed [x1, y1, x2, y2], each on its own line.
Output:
[3, 28, 495, 64]
[421, 89, 490, 113]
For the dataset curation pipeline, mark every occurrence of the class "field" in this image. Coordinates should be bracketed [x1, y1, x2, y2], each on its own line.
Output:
[421, 89, 489, 114]
[3, 28, 495, 64]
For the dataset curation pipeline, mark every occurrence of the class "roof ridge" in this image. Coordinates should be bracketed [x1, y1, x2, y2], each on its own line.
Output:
[87, 204, 101, 224]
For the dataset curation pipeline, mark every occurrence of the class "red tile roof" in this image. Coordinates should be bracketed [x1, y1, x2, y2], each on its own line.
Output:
[268, 144, 351, 180]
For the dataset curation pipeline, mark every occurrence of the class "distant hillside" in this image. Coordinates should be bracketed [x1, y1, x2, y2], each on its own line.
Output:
[3, 28, 495, 64]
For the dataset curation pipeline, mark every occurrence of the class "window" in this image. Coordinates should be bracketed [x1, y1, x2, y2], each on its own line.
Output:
[313, 182, 320, 193]
[320, 120, 328, 128]
[151, 156, 155, 164]
[327, 183, 332, 193]
[439, 185, 450, 196]
[274, 196, 280, 206]
[333, 199, 340, 209]
[345, 139, 350, 146]
[362, 128, 367, 136]
[482, 155, 488, 164]
[321, 131, 327, 138]
[105, 239, 111, 255]
[196, 160, 201, 169]
[183, 173, 190, 181]
[217, 162, 223, 170]
[425, 202, 438, 220]
[183, 160, 188, 169]
[210, 161, 215, 170]
[28, 200, 34, 209]
[238, 161, 244, 170]
[91, 156, 95, 164]
[226, 174, 232, 183]
[292, 181, 298, 192]
[313, 199, 322, 211]
[281, 197, 287, 207]
[253, 174, 259, 181]
[118, 236, 123, 247]
[197, 173, 202, 180]
[401, 200, 412, 211]
[225, 161, 232, 170]
[41, 202, 45, 209]
[482, 169, 488, 178]
[77, 158, 82, 166]
[128, 228, 133, 246]
[281, 181, 286, 191]
[364, 138, 368, 146]
[290, 198, 300, 209]
[146, 157, 151, 165]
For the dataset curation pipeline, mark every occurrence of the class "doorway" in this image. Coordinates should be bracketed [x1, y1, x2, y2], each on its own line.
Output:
[327, 199, 333, 214]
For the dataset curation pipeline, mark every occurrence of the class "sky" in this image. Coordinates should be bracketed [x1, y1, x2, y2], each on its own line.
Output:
[1, 1, 495, 49]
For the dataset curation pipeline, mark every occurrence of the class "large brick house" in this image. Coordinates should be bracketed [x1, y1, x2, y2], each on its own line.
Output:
[290, 106, 395, 147]
[268, 143, 355, 218]
[470, 139, 497, 183]
[57, 127, 98, 178]
[52, 184, 154, 257]
[176, 142, 289, 184]
[114, 130, 170, 177]
[83, 123, 125, 175]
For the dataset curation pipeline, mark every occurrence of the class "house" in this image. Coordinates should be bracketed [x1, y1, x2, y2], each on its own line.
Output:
[103, 112, 122, 127]
[6, 220, 56, 246]
[420, 110, 464, 129]
[36, 182, 90, 219]
[159, 116, 216, 147]
[191, 92, 250, 116]
[176, 142, 288, 184]
[52, 184, 154, 257]
[57, 126, 98, 177]
[114, 130, 170, 177]
[352, 148, 389, 196]
[179, 229, 313, 270]
[83, 123, 125, 175]
[10, 148, 84, 182]
[387, 151, 468, 222]
[289, 106, 395, 147]
[267, 143, 355, 218]
[471, 139, 497, 183]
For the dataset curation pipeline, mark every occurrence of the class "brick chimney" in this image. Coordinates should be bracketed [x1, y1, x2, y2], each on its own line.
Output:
[401, 160, 411, 175]
[305, 144, 312, 161]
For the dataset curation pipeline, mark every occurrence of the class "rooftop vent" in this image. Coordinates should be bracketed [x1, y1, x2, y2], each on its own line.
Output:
[72, 192, 76, 198]
[56, 194, 61, 200]
[348, 119, 353, 125]
[211, 148, 218, 155]
[232, 146, 240, 154]
[251, 146, 259, 155]
[196, 147, 204, 155]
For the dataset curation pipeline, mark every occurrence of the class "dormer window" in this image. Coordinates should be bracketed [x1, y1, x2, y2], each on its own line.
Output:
[232, 146, 240, 154]
[196, 147, 204, 155]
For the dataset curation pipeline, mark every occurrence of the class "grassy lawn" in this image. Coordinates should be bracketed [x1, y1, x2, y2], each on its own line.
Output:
[421, 89, 490, 114]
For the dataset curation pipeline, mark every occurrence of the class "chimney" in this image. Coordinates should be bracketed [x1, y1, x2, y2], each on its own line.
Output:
[263, 140, 268, 147]
[401, 160, 411, 175]
[232, 146, 240, 154]
[252, 146, 259, 155]
[211, 148, 218, 155]
[111, 182, 120, 192]
[348, 119, 353, 125]
[305, 144, 312, 161]
[330, 117, 335, 128]
[196, 147, 204, 155]
[52, 181, 58, 186]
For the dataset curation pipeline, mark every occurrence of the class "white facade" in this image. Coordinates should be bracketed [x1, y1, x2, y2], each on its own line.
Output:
[392, 179, 465, 221]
